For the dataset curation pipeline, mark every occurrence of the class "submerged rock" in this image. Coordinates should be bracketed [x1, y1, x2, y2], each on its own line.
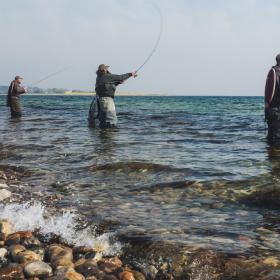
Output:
[0, 189, 11, 201]
[24, 261, 53, 277]
[187, 249, 224, 280]
[240, 188, 280, 209]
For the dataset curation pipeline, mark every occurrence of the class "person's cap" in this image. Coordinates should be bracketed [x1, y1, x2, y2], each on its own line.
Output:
[98, 64, 109, 71]
[276, 54, 280, 62]
[14, 75, 23, 80]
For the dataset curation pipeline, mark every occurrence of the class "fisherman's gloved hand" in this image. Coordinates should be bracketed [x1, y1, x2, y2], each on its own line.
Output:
[131, 72, 138, 78]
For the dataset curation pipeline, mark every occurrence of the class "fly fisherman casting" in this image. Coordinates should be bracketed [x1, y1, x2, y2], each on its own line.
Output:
[88, 5, 163, 129]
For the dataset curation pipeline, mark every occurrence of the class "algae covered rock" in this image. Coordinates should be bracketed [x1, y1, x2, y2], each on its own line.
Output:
[240, 188, 280, 209]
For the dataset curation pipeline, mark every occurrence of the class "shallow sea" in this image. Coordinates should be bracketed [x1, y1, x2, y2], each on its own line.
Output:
[1, 95, 279, 255]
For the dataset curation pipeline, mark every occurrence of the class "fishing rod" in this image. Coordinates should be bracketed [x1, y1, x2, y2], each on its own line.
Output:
[28, 65, 73, 87]
[135, 4, 163, 74]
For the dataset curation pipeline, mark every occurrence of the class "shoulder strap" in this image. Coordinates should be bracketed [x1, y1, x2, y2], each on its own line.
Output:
[269, 67, 277, 104]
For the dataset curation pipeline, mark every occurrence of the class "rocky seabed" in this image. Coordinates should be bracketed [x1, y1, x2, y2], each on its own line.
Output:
[1, 176, 280, 279]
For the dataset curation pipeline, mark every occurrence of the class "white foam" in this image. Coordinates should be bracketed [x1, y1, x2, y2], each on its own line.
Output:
[0, 202, 122, 256]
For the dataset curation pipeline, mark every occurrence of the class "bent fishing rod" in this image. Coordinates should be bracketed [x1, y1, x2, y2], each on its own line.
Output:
[134, 4, 163, 74]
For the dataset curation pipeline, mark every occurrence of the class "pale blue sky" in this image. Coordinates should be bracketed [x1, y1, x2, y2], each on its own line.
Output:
[0, 0, 279, 95]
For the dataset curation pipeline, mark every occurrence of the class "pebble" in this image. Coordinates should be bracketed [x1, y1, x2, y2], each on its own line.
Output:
[16, 249, 41, 264]
[5, 231, 33, 246]
[0, 219, 13, 239]
[75, 259, 104, 278]
[132, 270, 146, 280]
[24, 261, 53, 277]
[102, 275, 118, 280]
[0, 265, 25, 279]
[119, 271, 136, 280]
[0, 248, 7, 260]
[51, 267, 85, 280]
[98, 257, 122, 274]
[0, 183, 9, 189]
[9, 244, 26, 260]
[48, 244, 73, 268]
[263, 257, 280, 267]
[0, 189, 11, 201]
[145, 265, 158, 279]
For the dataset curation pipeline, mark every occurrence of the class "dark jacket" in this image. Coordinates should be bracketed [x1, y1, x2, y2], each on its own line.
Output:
[95, 72, 132, 98]
[6, 81, 26, 107]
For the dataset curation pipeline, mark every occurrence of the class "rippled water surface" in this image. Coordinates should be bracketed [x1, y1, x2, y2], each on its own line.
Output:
[0, 95, 277, 253]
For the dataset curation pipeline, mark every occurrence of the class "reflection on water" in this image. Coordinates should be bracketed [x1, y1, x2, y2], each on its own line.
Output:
[0, 95, 278, 254]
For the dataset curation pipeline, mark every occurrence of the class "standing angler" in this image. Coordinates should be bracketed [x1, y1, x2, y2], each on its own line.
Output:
[6, 75, 27, 118]
[90, 64, 137, 128]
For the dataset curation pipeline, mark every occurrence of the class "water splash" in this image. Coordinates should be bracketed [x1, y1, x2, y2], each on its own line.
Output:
[0, 201, 122, 256]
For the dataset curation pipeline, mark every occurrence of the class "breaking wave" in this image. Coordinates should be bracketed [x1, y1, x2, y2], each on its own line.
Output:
[0, 201, 122, 256]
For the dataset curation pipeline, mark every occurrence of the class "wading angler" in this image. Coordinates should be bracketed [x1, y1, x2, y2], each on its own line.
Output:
[265, 54, 280, 145]
[88, 64, 137, 128]
[6, 76, 27, 118]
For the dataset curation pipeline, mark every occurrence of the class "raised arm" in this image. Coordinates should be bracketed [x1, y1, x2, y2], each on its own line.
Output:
[14, 83, 27, 95]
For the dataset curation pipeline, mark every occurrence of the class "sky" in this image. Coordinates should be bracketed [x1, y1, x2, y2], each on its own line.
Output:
[0, 0, 280, 95]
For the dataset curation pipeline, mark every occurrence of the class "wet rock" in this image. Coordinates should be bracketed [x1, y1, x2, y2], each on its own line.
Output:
[73, 246, 95, 256]
[22, 236, 41, 248]
[0, 189, 11, 201]
[0, 265, 25, 279]
[48, 244, 73, 268]
[132, 270, 146, 280]
[145, 265, 158, 280]
[262, 270, 280, 280]
[0, 183, 9, 189]
[187, 249, 224, 280]
[154, 269, 173, 280]
[224, 257, 274, 280]
[75, 259, 104, 278]
[85, 251, 102, 262]
[24, 261, 53, 277]
[9, 244, 26, 260]
[0, 247, 7, 258]
[263, 257, 280, 267]
[119, 271, 136, 280]
[98, 257, 122, 274]
[16, 249, 41, 264]
[49, 267, 85, 280]
[102, 275, 118, 280]
[85, 277, 97, 280]
[6, 231, 33, 246]
[240, 188, 280, 209]
[0, 219, 13, 240]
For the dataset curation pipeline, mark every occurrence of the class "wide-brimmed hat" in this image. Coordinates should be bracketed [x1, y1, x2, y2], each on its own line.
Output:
[98, 64, 109, 71]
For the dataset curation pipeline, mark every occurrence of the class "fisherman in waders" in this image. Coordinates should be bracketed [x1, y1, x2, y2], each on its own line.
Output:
[6, 76, 27, 118]
[265, 54, 280, 145]
[88, 64, 137, 128]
